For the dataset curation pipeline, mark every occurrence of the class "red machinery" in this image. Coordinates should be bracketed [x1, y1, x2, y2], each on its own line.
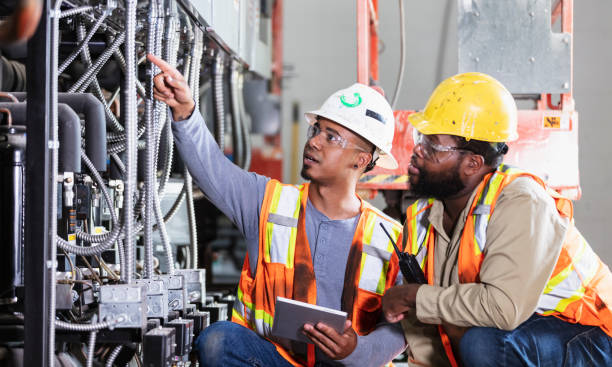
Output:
[357, 0, 580, 200]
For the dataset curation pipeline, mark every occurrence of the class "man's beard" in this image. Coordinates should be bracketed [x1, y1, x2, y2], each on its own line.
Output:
[300, 165, 312, 181]
[410, 160, 465, 199]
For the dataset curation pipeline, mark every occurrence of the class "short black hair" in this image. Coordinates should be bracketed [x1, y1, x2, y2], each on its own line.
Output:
[452, 136, 508, 168]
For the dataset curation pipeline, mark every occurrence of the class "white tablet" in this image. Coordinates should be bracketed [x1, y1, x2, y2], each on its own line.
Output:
[271, 296, 348, 343]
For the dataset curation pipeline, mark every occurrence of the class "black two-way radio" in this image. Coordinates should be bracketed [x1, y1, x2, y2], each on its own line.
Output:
[379, 223, 427, 284]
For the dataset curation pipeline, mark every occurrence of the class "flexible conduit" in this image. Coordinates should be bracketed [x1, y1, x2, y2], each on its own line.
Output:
[238, 72, 251, 170]
[86, 331, 96, 367]
[105, 345, 123, 367]
[143, 0, 159, 279]
[186, 27, 203, 269]
[230, 60, 244, 168]
[58, 11, 108, 74]
[122, 0, 137, 284]
[75, 22, 124, 133]
[212, 54, 226, 151]
[67, 31, 125, 93]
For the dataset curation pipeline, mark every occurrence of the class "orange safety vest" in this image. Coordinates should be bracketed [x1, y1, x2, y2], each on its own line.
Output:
[232, 180, 402, 367]
[404, 164, 612, 367]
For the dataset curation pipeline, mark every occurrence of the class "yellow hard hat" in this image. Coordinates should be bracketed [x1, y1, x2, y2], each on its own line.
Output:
[408, 72, 518, 142]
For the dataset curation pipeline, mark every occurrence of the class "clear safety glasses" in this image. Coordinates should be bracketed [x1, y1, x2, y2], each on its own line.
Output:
[412, 129, 471, 163]
[307, 123, 367, 152]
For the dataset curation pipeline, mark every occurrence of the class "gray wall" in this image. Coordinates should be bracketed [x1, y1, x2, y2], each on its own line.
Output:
[281, 1, 612, 263]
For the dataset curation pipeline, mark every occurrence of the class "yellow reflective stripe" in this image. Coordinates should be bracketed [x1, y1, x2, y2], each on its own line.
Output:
[552, 245, 599, 314]
[359, 213, 377, 287]
[286, 189, 302, 269]
[265, 183, 284, 263]
[236, 285, 255, 312]
[376, 257, 389, 294]
[410, 203, 419, 254]
[543, 240, 588, 294]
[254, 308, 275, 328]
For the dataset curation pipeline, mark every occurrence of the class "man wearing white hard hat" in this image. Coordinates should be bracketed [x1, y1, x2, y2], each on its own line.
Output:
[149, 54, 407, 367]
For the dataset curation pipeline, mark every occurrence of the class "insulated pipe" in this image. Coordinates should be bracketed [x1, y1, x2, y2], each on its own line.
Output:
[212, 54, 226, 152]
[122, 0, 137, 284]
[0, 102, 81, 173]
[229, 60, 244, 167]
[12, 92, 108, 171]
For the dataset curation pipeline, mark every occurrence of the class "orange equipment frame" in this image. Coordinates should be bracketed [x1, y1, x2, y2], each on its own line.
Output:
[357, 0, 580, 200]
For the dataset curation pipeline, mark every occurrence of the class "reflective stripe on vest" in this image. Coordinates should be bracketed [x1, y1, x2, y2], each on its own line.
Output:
[407, 198, 435, 269]
[359, 210, 401, 295]
[265, 183, 302, 266]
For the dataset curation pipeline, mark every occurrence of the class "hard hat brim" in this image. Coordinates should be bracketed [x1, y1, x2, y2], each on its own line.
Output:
[304, 111, 399, 170]
[407, 111, 519, 142]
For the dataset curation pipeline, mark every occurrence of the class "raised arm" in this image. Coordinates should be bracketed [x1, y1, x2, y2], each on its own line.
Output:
[147, 54, 268, 243]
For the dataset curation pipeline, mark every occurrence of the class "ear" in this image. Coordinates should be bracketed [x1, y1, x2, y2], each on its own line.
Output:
[353, 151, 372, 171]
[463, 154, 485, 176]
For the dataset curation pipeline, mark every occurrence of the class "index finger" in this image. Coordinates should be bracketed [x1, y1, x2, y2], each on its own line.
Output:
[147, 54, 181, 78]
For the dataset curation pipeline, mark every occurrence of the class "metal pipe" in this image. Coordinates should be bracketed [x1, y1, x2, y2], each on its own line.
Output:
[212, 54, 226, 152]
[122, 0, 137, 284]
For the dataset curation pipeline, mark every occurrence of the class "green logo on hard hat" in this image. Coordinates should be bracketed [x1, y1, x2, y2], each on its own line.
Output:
[340, 93, 362, 108]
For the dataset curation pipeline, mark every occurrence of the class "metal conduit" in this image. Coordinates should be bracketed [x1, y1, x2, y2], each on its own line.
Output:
[105, 345, 123, 367]
[238, 72, 252, 170]
[230, 60, 244, 168]
[122, 0, 138, 284]
[212, 54, 226, 152]
[143, 0, 159, 279]
[58, 11, 108, 74]
[68, 31, 126, 93]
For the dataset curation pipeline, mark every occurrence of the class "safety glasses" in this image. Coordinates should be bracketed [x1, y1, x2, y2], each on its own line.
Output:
[412, 129, 471, 163]
[307, 123, 367, 152]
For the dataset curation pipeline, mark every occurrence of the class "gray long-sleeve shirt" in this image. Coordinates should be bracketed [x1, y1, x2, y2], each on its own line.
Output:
[171, 110, 406, 366]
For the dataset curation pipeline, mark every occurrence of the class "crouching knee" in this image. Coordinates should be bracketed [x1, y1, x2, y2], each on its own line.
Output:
[459, 327, 505, 367]
[195, 321, 244, 367]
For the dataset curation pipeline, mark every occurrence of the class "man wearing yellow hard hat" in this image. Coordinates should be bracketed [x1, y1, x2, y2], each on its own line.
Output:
[381, 72, 612, 366]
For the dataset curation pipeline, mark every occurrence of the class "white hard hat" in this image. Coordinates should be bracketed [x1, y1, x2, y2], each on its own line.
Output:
[305, 83, 398, 169]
